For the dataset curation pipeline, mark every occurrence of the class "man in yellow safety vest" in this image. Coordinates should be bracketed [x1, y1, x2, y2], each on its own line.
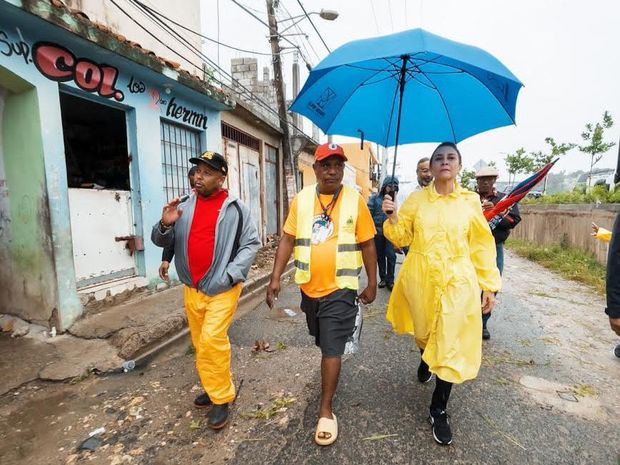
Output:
[266, 143, 377, 446]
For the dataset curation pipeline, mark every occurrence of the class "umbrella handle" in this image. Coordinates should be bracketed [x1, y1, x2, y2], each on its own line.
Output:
[385, 191, 396, 215]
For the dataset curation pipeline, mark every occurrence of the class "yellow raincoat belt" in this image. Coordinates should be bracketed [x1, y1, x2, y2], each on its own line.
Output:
[294, 184, 363, 290]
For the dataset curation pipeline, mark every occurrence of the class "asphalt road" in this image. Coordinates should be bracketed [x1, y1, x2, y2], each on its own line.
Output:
[229, 252, 620, 465]
[1, 251, 618, 465]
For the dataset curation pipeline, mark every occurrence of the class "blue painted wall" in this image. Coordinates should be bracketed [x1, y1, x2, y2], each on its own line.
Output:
[0, 3, 226, 328]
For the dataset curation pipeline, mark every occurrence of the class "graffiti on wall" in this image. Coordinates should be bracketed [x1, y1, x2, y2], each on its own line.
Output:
[126, 76, 146, 94]
[1, 28, 211, 130]
[32, 42, 124, 102]
[166, 97, 208, 129]
[0, 29, 31, 65]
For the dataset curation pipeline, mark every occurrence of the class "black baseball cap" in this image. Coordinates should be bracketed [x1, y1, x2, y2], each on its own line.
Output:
[189, 151, 228, 176]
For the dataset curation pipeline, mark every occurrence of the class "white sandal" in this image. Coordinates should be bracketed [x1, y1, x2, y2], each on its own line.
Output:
[315, 414, 338, 446]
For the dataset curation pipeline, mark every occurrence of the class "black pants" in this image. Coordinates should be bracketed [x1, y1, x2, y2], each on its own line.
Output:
[420, 350, 453, 412]
[374, 234, 396, 285]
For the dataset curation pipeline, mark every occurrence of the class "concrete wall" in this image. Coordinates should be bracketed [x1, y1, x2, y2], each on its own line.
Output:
[0, 77, 59, 327]
[510, 204, 620, 265]
[64, 0, 202, 77]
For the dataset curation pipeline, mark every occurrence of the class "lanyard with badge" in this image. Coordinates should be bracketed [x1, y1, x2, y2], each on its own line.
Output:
[312, 185, 342, 244]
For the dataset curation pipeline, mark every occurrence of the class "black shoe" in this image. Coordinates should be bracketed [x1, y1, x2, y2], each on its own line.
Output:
[417, 359, 433, 383]
[482, 328, 491, 340]
[207, 403, 230, 430]
[378, 280, 386, 288]
[194, 392, 213, 410]
[429, 409, 452, 445]
[614, 343, 620, 358]
[386, 282, 394, 291]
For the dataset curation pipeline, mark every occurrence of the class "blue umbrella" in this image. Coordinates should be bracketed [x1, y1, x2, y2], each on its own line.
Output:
[290, 28, 523, 202]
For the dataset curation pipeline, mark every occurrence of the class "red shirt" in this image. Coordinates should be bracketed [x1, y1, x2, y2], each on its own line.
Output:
[188, 189, 228, 286]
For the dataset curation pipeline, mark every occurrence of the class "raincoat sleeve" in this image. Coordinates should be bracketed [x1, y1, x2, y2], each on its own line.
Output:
[596, 227, 612, 243]
[382, 195, 417, 248]
[467, 197, 501, 293]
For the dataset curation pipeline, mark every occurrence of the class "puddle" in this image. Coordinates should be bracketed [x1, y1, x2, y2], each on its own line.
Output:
[518, 375, 606, 422]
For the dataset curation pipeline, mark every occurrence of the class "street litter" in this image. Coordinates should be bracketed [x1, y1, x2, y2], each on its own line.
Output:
[88, 427, 105, 437]
[362, 434, 399, 441]
[122, 360, 136, 373]
[251, 340, 274, 353]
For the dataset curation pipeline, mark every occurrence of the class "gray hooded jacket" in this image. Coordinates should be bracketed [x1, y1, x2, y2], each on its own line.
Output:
[151, 193, 261, 296]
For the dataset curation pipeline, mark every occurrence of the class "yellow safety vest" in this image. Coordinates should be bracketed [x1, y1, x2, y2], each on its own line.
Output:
[294, 184, 363, 290]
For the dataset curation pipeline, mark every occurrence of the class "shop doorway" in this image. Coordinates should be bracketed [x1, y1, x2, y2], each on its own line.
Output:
[59, 92, 136, 287]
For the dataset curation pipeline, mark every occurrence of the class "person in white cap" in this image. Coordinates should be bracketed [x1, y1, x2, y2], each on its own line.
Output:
[475, 166, 521, 340]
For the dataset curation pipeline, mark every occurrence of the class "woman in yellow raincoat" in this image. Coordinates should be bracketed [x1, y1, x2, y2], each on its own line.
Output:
[381, 142, 501, 446]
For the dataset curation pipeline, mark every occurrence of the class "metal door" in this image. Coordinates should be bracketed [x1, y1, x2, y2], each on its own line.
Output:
[265, 145, 278, 235]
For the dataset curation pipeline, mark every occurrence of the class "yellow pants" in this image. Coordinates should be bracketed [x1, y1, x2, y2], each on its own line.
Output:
[184, 284, 242, 405]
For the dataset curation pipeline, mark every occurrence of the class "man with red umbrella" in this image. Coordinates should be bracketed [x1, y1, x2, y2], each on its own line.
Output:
[475, 166, 521, 340]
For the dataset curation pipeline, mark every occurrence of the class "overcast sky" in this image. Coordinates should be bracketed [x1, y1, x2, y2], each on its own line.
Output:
[203, 0, 620, 181]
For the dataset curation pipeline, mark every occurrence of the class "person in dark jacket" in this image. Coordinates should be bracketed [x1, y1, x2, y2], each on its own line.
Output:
[475, 166, 521, 340]
[592, 215, 620, 357]
[603, 214, 620, 357]
[159, 166, 197, 280]
[368, 176, 399, 290]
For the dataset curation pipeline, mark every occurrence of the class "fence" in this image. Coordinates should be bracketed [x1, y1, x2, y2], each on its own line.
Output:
[510, 204, 620, 265]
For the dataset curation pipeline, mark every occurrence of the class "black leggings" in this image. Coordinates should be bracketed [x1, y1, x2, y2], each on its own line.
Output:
[420, 349, 453, 412]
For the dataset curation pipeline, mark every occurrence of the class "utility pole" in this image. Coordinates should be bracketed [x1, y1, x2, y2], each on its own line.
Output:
[266, 0, 297, 211]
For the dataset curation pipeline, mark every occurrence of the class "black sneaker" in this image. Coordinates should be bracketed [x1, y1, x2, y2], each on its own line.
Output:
[378, 280, 386, 289]
[614, 343, 620, 358]
[417, 359, 432, 383]
[386, 282, 394, 291]
[429, 409, 452, 445]
[194, 392, 213, 410]
[482, 328, 491, 340]
[207, 403, 230, 430]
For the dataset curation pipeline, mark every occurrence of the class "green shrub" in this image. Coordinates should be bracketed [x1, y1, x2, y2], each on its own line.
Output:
[506, 239, 606, 293]
[522, 185, 620, 204]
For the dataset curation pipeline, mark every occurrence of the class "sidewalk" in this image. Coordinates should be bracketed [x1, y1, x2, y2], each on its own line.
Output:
[0, 254, 292, 396]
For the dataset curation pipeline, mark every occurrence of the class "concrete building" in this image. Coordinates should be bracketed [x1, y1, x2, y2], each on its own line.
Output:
[62, 0, 202, 76]
[340, 143, 380, 200]
[0, 0, 232, 330]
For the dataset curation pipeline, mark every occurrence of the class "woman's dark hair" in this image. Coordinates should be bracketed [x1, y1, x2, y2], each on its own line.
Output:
[430, 142, 462, 164]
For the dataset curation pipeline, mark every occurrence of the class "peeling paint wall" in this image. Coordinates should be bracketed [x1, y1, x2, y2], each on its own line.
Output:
[0, 82, 59, 326]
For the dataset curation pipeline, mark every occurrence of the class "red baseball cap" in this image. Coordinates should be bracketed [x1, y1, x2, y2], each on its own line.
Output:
[315, 143, 347, 162]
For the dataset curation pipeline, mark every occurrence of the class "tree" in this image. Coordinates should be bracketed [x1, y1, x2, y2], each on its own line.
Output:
[504, 148, 534, 188]
[460, 168, 476, 190]
[530, 137, 576, 194]
[579, 111, 616, 190]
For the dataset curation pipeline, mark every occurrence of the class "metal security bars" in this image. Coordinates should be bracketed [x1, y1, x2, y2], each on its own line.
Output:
[161, 120, 201, 201]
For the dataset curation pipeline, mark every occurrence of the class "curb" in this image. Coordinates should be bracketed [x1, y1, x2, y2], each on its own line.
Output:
[130, 263, 295, 370]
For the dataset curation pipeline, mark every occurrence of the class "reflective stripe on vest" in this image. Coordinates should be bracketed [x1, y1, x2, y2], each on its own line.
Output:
[293, 184, 363, 290]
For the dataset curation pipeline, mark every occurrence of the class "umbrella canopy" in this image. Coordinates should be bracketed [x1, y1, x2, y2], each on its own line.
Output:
[290, 28, 523, 146]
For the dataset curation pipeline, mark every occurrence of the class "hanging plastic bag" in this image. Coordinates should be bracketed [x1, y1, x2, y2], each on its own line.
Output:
[344, 300, 363, 355]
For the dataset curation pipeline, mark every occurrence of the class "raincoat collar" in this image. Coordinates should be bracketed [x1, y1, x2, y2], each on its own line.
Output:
[426, 180, 464, 202]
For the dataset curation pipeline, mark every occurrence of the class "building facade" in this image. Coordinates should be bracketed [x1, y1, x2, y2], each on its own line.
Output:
[0, 0, 231, 330]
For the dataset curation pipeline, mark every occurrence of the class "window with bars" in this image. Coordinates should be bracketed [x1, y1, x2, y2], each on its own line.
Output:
[161, 120, 202, 201]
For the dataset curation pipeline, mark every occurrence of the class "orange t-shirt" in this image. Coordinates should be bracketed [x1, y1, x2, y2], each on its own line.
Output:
[283, 190, 376, 298]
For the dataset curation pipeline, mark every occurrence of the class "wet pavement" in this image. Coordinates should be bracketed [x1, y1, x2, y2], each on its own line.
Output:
[0, 252, 618, 464]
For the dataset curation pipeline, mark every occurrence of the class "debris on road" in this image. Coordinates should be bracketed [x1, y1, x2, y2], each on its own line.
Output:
[362, 434, 399, 441]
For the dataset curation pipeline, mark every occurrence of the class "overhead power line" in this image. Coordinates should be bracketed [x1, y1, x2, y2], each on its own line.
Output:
[108, 0, 305, 134]
[131, 0, 275, 56]
[277, 1, 320, 62]
[294, 0, 330, 53]
[228, 0, 312, 67]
